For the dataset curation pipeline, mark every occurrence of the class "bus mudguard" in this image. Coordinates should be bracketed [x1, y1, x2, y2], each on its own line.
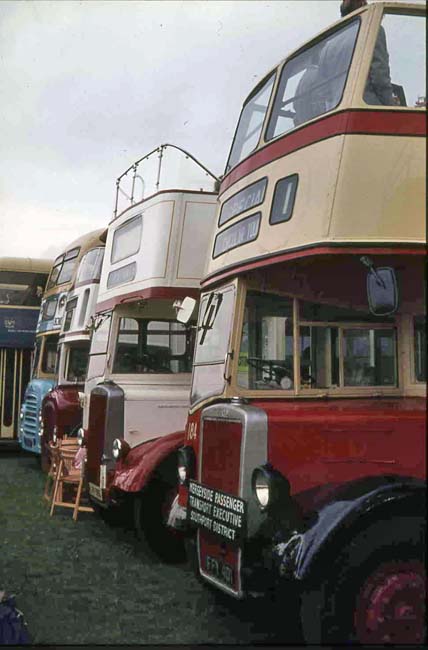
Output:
[111, 430, 184, 493]
[272, 475, 426, 583]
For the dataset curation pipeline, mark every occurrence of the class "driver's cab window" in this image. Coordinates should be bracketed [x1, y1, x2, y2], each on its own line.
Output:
[238, 292, 294, 390]
[364, 13, 426, 107]
[112, 317, 194, 374]
[66, 343, 90, 382]
[41, 335, 59, 374]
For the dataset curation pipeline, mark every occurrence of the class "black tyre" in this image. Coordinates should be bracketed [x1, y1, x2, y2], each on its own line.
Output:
[300, 515, 426, 644]
[134, 478, 186, 564]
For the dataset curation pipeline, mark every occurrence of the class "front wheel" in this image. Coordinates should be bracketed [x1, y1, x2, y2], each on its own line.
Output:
[134, 479, 186, 564]
[300, 515, 426, 644]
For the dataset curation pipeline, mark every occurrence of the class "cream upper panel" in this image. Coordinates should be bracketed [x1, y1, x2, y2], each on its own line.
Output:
[329, 134, 426, 242]
[97, 191, 217, 305]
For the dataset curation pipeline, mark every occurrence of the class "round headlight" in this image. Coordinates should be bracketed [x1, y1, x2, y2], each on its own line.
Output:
[20, 410, 24, 420]
[253, 470, 270, 508]
[112, 438, 130, 461]
[77, 427, 85, 447]
[177, 445, 196, 485]
[252, 465, 291, 512]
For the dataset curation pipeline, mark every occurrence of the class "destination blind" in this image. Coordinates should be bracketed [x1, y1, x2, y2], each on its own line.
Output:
[187, 479, 247, 543]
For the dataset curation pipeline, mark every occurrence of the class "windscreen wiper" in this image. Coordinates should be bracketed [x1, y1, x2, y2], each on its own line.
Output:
[198, 293, 223, 345]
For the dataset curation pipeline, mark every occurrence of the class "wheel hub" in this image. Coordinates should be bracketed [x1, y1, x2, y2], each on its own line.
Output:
[355, 560, 425, 644]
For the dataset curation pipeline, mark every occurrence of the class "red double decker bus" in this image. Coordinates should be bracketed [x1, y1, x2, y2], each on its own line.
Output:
[173, 2, 426, 644]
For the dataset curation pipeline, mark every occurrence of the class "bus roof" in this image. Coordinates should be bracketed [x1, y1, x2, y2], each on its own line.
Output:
[53, 228, 107, 262]
[0, 257, 52, 274]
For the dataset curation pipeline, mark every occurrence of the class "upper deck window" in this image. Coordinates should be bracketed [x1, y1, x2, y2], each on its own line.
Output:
[57, 248, 80, 285]
[226, 74, 275, 173]
[364, 13, 426, 107]
[76, 248, 105, 284]
[47, 248, 80, 289]
[266, 18, 359, 140]
[112, 317, 194, 374]
[111, 215, 142, 264]
[0, 271, 46, 307]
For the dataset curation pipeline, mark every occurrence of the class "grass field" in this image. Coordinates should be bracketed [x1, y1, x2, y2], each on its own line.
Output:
[0, 450, 302, 644]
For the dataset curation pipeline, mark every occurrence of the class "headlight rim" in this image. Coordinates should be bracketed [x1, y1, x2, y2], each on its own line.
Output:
[112, 437, 130, 461]
[77, 427, 85, 447]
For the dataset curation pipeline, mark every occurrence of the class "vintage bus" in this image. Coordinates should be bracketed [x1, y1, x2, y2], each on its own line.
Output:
[40, 235, 106, 469]
[172, 2, 426, 644]
[0, 257, 51, 443]
[80, 144, 218, 561]
[19, 230, 105, 455]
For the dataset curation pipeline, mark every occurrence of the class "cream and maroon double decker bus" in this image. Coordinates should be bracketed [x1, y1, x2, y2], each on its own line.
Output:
[19, 230, 105, 455]
[40, 233, 106, 469]
[80, 144, 218, 561]
[173, 2, 426, 644]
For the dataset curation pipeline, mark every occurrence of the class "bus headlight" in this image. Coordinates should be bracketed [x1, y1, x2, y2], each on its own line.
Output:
[77, 427, 85, 447]
[177, 445, 195, 485]
[20, 409, 24, 420]
[52, 426, 58, 444]
[112, 438, 130, 461]
[251, 465, 291, 511]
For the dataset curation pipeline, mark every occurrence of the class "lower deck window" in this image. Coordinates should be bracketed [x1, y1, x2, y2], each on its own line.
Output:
[113, 318, 194, 374]
[413, 316, 426, 382]
[238, 292, 398, 392]
[343, 328, 397, 386]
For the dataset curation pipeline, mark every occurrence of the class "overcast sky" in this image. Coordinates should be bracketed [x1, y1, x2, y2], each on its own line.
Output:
[0, 1, 421, 261]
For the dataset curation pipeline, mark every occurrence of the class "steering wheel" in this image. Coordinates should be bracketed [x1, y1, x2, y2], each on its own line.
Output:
[248, 357, 293, 388]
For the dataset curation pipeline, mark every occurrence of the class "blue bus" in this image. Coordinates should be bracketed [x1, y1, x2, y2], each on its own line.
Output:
[19, 230, 105, 454]
[0, 258, 51, 443]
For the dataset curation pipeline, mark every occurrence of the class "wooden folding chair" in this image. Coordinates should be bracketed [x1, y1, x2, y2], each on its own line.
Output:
[43, 437, 79, 503]
[49, 446, 94, 521]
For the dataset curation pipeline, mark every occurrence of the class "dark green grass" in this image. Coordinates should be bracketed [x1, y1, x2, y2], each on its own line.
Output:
[0, 452, 301, 644]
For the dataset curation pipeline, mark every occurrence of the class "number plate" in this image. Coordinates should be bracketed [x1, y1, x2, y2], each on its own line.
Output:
[89, 482, 103, 502]
[205, 555, 234, 588]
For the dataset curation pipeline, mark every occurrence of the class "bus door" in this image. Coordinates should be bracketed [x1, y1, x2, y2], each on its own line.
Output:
[0, 347, 32, 439]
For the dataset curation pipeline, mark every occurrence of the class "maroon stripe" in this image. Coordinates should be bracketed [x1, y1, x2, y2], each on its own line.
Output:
[202, 244, 426, 288]
[220, 109, 426, 195]
[96, 285, 200, 314]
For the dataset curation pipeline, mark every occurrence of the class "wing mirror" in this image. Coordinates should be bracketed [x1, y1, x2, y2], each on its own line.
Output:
[361, 257, 398, 316]
[174, 297, 197, 324]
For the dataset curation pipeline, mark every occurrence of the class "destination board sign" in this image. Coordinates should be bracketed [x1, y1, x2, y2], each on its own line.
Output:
[0, 307, 38, 348]
[187, 479, 247, 544]
[213, 212, 261, 259]
[219, 177, 267, 226]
